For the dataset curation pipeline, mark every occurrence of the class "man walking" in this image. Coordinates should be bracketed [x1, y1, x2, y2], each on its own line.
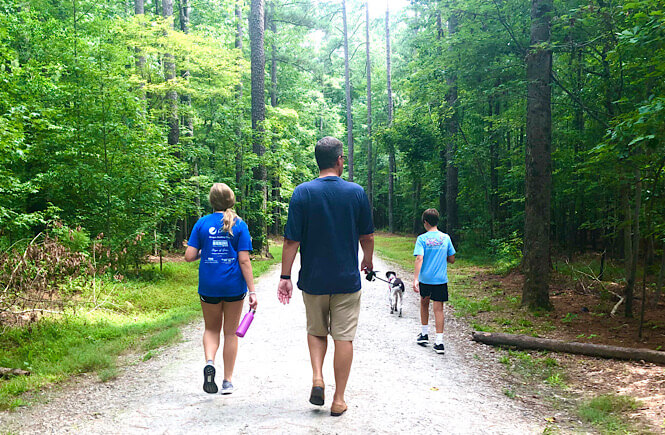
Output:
[277, 136, 374, 417]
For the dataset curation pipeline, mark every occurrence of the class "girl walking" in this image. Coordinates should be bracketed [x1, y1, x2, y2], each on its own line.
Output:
[185, 183, 257, 394]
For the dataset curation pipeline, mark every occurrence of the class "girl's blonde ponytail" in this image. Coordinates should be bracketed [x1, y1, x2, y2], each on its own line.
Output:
[208, 183, 238, 235]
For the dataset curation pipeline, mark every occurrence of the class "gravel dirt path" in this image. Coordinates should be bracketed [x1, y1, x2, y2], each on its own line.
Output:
[2, 255, 553, 434]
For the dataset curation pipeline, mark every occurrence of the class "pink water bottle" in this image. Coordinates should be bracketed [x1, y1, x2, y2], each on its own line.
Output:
[236, 309, 255, 337]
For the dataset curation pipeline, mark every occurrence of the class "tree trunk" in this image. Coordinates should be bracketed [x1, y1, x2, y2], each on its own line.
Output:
[655, 242, 664, 307]
[385, 1, 395, 233]
[249, 0, 267, 254]
[365, 2, 373, 215]
[179, 0, 197, 213]
[342, 0, 354, 181]
[625, 169, 642, 317]
[489, 97, 499, 239]
[472, 331, 665, 364]
[235, 0, 244, 204]
[412, 180, 421, 234]
[522, 0, 553, 310]
[135, 0, 146, 90]
[445, 12, 459, 244]
[162, 0, 178, 148]
[269, 4, 277, 108]
[268, 4, 281, 235]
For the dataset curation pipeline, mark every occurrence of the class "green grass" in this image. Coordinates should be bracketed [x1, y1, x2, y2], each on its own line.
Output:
[577, 394, 641, 433]
[0, 245, 282, 410]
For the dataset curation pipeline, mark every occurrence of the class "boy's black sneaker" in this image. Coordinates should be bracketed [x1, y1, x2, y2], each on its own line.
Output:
[433, 343, 445, 354]
[416, 333, 429, 345]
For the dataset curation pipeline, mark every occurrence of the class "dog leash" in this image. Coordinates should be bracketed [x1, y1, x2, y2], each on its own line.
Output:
[364, 270, 391, 284]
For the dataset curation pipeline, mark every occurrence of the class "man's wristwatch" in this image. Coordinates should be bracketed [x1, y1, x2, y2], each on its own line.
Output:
[280, 275, 291, 280]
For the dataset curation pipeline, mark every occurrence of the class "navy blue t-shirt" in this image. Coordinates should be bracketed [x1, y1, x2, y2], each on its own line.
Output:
[284, 176, 374, 294]
[188, 213, 253, 297]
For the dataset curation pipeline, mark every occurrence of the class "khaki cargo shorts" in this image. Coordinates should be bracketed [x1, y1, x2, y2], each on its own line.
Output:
[302, 290, 362, 341]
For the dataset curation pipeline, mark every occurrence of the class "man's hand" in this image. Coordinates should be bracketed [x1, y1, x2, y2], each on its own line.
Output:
[361, 257, 373, 274]
[413, 279, 420, 293]
[278, 279, 293, 305]
[248, 292, 258, 310]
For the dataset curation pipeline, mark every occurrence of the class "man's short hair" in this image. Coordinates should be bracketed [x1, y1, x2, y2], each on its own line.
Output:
[315, 136, 344, 170]
[422, 209, 439, 227]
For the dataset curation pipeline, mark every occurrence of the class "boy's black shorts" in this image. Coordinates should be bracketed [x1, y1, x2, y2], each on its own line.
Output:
[419, 283, 448, 302]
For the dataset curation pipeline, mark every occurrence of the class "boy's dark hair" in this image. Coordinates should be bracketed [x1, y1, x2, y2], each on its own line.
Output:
[315, 136, 343, 170]
[422, 208, 439, 227]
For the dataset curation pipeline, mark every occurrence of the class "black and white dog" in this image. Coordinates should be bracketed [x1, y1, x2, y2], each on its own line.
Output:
[386, 271, 405, 317]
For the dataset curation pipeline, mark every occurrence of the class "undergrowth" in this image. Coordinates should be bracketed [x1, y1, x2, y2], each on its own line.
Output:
[0, 244, 281, 411]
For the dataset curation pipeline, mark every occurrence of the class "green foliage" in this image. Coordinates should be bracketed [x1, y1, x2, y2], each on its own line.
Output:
[577, 394, 641, 433]
[488, 232, 523, 275]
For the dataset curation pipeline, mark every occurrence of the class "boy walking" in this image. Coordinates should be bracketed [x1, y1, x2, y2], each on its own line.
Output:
[413, 209, 456, 354]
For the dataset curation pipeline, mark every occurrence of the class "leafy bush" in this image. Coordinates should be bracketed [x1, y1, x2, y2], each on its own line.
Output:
[489, 231, 523, 274]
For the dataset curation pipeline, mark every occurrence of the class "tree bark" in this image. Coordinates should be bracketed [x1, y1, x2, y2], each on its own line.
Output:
[445, 12, 459, 244]
[0, 368, 30, 377]
[655, 242, 665, 307]
[268, 4, 281, 235]
[365, 2, 373, 215]
[235, 0, 244, 203]
[625, 169, 642, 317]
[134, 0, 146, 90]
[269, 4, 277, 108]
[249, 0, 267, 254]
[342, 0, 354, 181]
[162, 0, 179, 148]
[472, 331, 665, 364]
[522, 0, 553, 310]
[179, 0, 197, 213]
[385, 1, 395, 233]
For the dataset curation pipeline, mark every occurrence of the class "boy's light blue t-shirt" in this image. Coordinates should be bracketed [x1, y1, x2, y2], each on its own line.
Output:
[413, 230, 456, 285]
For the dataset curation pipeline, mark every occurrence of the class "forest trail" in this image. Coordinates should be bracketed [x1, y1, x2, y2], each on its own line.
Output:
[2, 255, 553, 434]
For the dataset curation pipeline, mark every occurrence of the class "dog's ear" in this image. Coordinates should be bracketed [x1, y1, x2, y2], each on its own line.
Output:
[386, 271, 396, 279]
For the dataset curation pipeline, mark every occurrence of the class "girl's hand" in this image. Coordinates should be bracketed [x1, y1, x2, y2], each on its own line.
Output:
[248, 292, 258, 310]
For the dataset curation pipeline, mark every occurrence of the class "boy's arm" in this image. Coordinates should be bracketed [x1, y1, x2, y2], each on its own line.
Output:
[413, 255, 423, 293]
[447, 255, 455, 264]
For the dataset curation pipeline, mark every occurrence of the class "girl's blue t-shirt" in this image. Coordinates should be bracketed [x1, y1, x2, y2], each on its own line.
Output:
[187, 214, 253, 297]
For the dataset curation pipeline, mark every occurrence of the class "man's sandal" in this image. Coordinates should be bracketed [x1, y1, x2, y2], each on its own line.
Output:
[330, 402, 348, 417]
[309, 381, 325, 406]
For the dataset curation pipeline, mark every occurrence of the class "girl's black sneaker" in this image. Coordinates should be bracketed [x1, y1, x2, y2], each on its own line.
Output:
[203, 365, 218, 394]
[433, 343, 445, 354]
[416, 333, 429, 345]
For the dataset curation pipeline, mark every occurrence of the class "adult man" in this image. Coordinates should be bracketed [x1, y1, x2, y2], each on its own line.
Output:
[277, 136, 374, 417]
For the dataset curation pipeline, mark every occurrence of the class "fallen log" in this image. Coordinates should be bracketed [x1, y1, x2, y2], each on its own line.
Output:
[0, 367, 31, 378]
[472, 331, 665, 365]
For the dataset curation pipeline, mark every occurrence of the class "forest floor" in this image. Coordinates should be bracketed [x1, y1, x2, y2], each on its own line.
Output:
[1, 242, 663, 433]
[465, 267, 665, 433]
[0, 253, 591, 434]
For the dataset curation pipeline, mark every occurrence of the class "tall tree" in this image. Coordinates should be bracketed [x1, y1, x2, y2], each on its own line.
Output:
[444, 9, 459, 243]
[134, 0, 146, 89]
[365, 1, 373, 213]
[385, 0, 395, 233]
[342, 0, 354, 181]
[249, 0, 268, 253]
[235, 0, 245, 203]
[522, 0, 553, 310]
[179, 0, 198, 216]
[162, 0, 179, 148]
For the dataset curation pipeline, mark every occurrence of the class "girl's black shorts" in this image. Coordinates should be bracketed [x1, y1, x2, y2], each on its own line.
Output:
[199, 293, 246, 304]
[419, 283, 449, 302]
